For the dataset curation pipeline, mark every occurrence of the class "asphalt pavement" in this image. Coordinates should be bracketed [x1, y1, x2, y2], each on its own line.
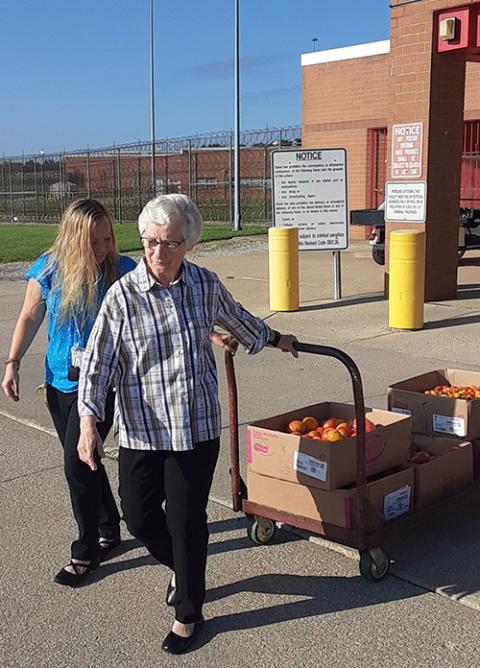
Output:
[1, 238, 480, 667]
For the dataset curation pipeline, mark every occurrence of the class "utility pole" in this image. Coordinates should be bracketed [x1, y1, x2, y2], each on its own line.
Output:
[233, 0, 241, 230]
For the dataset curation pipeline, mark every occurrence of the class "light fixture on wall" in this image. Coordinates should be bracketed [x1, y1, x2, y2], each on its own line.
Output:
[439, 17, 457, 41]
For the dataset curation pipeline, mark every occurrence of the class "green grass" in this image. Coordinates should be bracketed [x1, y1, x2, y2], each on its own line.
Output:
[0, 222, 268, 263]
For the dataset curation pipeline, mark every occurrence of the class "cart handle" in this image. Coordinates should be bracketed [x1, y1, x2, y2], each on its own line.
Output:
[225, 341, 369, 551]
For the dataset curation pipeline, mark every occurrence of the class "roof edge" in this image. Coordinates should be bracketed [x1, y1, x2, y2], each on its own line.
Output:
[301, 39, 390, 67]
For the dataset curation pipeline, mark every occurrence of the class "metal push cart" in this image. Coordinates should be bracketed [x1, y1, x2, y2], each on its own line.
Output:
[225, 341, 391, 582]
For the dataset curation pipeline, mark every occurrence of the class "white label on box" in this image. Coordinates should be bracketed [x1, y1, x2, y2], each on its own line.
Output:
[383, 484, 412, 521]
[293, 451, 328, 482]
[391, 406, 412, 416]
[432, 414, 466, 437]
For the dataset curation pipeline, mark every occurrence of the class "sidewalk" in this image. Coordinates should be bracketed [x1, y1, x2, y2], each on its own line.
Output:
[2, 241, 480, 667]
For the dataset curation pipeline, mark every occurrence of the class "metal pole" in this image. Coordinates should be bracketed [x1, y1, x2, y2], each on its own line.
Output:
[229, 131, 233, 226]
[8, 160, 13, 218]
[34, 157, 39, 220]
[59, 153, 65, 214]
[137, 155, 142, 211]
[233, 0, 241, 230]
[41, 157, 46, 218]
[86, 148, 91, 198]
[164, 138, 168, 193]
[188, 139, 192, 198]
[116, 147, 122, 223]
[332, 251, 342, 300]
[150, 0, 156, 197]
[1, 159, 5, 218]
[21, 152, 26, 218]
[112, 157, 117, 220]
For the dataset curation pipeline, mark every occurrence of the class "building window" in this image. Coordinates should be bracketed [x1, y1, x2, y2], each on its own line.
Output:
[367, 128, 387, 208]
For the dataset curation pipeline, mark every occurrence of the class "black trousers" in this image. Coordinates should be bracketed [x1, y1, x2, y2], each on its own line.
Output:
[46, 384, 120, 561]
[118, 438, 220, 624]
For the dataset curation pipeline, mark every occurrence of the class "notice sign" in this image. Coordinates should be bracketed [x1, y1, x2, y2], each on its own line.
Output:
[391, 122, 423, 178]
[272, 148, 348, 251]
[385, 181, 427, 223]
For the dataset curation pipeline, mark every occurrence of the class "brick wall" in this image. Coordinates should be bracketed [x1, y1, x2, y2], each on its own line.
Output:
[302, 5, 480, 243]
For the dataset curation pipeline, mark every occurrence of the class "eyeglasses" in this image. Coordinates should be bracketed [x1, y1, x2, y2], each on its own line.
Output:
[141, 237, 185, 251]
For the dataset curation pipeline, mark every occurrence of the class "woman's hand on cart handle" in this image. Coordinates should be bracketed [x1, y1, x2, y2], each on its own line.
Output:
[209, 331, 239, 356]
[274, 333, 299, 358]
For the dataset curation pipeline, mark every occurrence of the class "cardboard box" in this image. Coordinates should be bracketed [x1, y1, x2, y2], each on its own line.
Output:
[407, 435, 473, 510]
[247, 401, 411, 491]
[247, 467, 414, 529]
[388, 368, 480, 440]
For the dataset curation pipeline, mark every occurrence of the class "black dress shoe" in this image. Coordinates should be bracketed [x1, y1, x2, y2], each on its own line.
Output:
[161, 617, 204, 655]
[165, 575, 176, 606]
[53, 556, 101, 588]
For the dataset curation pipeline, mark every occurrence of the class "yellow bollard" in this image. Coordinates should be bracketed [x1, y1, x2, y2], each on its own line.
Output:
[389, 230, 425, 330]
[268, 227, 299, 311]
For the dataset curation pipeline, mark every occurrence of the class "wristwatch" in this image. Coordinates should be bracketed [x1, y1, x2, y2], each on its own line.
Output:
[267, 329, 282, 348]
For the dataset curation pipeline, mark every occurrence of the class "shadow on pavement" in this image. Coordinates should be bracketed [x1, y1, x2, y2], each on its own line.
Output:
[200, 571, 422, 645]
[385, 487, 480, 603]
[298, 293, 385, 312]
[424, 313, 480, 330]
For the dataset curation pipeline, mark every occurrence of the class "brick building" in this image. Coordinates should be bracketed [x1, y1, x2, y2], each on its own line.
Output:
[302, 6, 480, 242]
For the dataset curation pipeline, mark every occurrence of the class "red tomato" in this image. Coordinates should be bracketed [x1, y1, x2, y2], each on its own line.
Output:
[351, 417, 376, 432]
[410, 450, 432, 465]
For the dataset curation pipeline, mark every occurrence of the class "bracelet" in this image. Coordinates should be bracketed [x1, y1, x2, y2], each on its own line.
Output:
[5, 358, 20, 368]
[267, 330, 282, 348]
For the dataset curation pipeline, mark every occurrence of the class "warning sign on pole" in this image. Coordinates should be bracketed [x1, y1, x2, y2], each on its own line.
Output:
[385, 181, 427, 222]
[272, 148, 348, 251]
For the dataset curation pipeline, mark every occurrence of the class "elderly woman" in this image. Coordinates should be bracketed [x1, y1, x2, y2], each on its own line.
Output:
[77, 194, 297, 654]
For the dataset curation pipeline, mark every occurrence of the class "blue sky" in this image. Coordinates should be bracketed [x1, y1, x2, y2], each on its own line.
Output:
[0, 1, 389, 156]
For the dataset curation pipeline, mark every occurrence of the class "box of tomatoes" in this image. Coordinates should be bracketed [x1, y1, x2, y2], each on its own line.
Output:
[388, 368, 480, 440]
[405, 435, 473, 509]
[246, 401, 411, 491]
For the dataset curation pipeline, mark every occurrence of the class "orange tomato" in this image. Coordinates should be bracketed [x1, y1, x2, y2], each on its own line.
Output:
[322, 417, 338, 429]
[306, 430, 320, 439]
[288, 420, 306, 434]
[302, 416, 319, 431]
[336, 423, 351, 438]
[325, 429, 342, 442]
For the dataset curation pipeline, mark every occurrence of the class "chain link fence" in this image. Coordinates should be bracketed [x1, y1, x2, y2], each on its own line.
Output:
[0, 126, 301, 224]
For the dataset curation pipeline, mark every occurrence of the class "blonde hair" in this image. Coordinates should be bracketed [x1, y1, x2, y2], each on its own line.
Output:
[45, 199, 118, 323]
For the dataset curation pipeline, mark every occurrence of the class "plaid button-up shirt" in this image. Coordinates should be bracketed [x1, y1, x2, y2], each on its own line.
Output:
[78, 258, 271, 451]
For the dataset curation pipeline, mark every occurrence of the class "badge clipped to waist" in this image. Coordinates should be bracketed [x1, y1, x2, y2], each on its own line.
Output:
[68, 344, 85, 382]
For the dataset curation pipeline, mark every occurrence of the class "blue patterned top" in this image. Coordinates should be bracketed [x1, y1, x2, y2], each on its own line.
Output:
[25, 253, 137, 393]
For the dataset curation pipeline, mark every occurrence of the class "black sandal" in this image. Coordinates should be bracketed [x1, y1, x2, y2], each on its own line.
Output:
[54, 557, 100, 588]
[99, 537, 121, 561]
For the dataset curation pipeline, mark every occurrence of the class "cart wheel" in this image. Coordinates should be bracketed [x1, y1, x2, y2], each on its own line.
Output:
[248, 518, 276, 545]
[359, 550, 390, 582]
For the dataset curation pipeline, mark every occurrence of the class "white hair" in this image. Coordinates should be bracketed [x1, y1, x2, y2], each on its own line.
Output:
[137, 194, 203, 247]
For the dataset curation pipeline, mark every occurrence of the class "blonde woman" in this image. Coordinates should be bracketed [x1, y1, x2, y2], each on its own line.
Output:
[2, 199, 136, 586]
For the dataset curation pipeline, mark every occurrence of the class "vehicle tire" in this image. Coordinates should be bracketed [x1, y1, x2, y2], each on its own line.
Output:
[372, 246, 385, 266]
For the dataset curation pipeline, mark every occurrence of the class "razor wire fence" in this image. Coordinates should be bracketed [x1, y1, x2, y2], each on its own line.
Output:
[0, 126, 301, 225]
